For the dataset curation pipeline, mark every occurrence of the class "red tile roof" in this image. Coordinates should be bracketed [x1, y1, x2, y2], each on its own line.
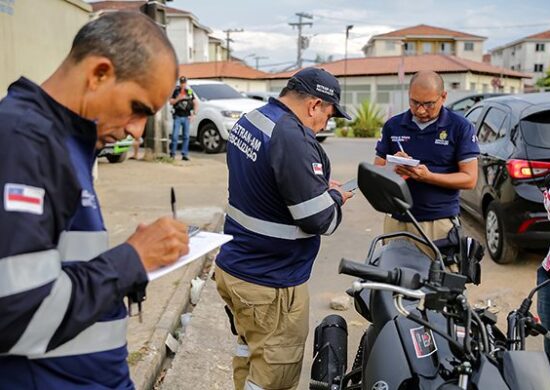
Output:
[89, 1, 144, 11]
[374, 24, 485, 40]
[269, 54, 527, 79]
[178, 61, 270, 80]
[90, 1, 189, 14]
[524, 29, 550, 40]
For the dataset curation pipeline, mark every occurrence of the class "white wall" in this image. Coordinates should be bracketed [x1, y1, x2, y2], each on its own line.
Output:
[193, 28, 209, 62]
[167, 17, 193, 64]
[455, 40, 484, 62]
[0, 0, 91, 96]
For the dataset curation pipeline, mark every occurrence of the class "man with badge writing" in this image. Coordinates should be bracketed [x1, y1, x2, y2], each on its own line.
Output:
[374, 70, 480, 255]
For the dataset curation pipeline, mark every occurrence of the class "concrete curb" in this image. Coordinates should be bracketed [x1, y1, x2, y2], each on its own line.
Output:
[131, 212, 225, 390]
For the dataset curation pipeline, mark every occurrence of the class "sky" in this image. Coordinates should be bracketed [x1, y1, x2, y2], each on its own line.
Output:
[170, 0, 550, 72]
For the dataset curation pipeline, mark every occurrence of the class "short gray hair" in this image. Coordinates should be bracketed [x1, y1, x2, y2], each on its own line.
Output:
[69, 11, 178, 85]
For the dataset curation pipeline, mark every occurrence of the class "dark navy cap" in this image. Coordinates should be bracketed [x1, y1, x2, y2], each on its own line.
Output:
[286, 67, 351, 120]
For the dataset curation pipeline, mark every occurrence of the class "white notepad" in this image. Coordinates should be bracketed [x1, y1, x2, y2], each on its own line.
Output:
[386, 154, 420, 167]
[147, 231, 233, 281]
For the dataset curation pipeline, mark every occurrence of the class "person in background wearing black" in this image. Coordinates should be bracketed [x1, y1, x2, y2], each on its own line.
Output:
[169, 76, 198, 161]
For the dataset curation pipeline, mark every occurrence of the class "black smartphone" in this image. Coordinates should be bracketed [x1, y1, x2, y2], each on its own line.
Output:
[341, 178, 358, 192]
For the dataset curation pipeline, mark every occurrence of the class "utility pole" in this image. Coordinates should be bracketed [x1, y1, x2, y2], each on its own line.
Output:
[223, 28, 244, 61]
[343, 25, 353, 111]
[140, 0, 168, 157]
[289, 12, 312, 69]
[254, 55, 268, 69]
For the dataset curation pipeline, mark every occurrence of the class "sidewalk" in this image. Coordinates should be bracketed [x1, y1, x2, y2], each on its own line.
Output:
[160, 275, 234, 389]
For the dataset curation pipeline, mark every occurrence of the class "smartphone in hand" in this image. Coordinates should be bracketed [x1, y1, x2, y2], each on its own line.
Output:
[341, 178, 358, 192]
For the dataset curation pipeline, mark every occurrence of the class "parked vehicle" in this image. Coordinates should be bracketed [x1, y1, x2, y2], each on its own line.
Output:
[244, 90, 336, 143]
[97, 135, 134, 163]
[447, 93, 505, 116]
[310, 162, 550, 390]
[170, 80, 264, 154]
[459, 93, 550, 264]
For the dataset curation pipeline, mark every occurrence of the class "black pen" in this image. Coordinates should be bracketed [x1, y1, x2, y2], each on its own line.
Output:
[171, 187, 177, 219]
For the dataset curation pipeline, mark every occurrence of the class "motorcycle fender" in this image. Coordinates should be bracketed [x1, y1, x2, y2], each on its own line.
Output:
[363, 321, 412, 389]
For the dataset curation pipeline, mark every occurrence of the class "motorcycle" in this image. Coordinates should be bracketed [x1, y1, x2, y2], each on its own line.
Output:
[310, 163, 550, 390]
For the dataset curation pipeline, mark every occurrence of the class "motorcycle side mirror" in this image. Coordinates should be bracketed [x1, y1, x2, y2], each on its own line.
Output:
[357, 162, 413, 215]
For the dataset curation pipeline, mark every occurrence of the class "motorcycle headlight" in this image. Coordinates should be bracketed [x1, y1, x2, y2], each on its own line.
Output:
[221, 110, 242, 119]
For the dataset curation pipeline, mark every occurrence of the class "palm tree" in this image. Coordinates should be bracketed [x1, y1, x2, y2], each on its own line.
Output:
[351, 100, 384, 138]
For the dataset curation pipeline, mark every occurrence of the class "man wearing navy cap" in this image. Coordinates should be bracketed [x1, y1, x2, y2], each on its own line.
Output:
[375, 71, 480, 257]
[215, 67, 353, 390]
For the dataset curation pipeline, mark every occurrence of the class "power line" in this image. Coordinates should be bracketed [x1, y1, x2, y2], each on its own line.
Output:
[312, 13, 550, 31]
[222, 28, 244, 61]
[289, 12, 313, 68]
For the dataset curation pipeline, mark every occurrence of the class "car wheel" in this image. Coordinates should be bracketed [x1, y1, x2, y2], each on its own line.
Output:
[199, 123, 226, 154]
[485, 201, 519, 264]
[105, 152, 127, 163]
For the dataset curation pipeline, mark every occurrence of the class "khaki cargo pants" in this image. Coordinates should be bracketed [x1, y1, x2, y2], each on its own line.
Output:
[383, 215, 455, 259]
[215, 267, 309, 390]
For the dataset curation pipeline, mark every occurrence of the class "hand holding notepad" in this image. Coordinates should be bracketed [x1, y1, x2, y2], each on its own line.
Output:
[386, 154, 420, 167]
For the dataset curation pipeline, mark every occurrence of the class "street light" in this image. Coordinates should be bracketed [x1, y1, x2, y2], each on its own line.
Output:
[343, 24, 353, 112]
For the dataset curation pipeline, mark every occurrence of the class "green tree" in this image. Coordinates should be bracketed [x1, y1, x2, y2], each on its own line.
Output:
[351, 100, 384, 138]
[536, 69, 550, 89]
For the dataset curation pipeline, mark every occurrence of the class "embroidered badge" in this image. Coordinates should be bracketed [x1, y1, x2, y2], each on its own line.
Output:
[4, 183, 45, 215]
[312, 163, 324, 175]
[435, 130, 450, 145]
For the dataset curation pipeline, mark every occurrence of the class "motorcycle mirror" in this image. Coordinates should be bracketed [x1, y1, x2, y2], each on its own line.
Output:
[357, 162, 413, 215]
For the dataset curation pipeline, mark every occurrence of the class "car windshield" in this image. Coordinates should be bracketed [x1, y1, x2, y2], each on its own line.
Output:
[190, 84, 242, 100]
[520, 111, 550, 149]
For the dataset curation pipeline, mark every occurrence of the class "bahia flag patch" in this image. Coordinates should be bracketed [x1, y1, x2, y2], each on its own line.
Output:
[312, 163, 324, 175]
[4, 183, 45, 215]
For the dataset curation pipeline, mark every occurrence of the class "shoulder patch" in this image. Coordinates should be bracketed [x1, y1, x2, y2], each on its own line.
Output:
[312, 163, 323, 175]
[4, 183, 45, 215]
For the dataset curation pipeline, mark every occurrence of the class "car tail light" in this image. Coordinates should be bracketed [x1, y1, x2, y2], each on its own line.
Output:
[506, 159, 550, 179]
[517, 217, 546, 233]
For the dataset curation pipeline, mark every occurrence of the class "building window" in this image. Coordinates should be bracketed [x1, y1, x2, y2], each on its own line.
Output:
[403, 42, 416, 55]
[536, 43, 546, 52]
[470, 82, 476, 91]
[439, 42, 451, 54]
[385, 41, 396, 51]
[422, 42, 432, 54]
[534, 64, 544, 72]
[464, 42, 474, 51]
[451, 82, 461, 90]
[482, 83, 489, 92]
[517, 64, 521, 70]
[511, 65, 515, 70]
[510, 86, 515, 93]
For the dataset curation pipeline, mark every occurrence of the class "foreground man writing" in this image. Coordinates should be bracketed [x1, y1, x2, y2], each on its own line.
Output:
[0, 12, 189, 389]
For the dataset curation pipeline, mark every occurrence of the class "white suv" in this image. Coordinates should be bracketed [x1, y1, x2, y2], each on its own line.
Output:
[175, 80, 264, 154]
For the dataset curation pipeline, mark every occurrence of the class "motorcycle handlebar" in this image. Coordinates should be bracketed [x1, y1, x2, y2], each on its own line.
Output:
[339, 258, 398, 284]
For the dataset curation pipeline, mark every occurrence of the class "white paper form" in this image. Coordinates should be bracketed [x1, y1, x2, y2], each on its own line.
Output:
[386, 154, 420, 169]
[147, 231, 233, 281]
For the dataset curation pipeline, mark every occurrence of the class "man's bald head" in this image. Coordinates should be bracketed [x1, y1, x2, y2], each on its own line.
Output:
[68, 11, 178, 86]
[409, 71, 445, 95]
